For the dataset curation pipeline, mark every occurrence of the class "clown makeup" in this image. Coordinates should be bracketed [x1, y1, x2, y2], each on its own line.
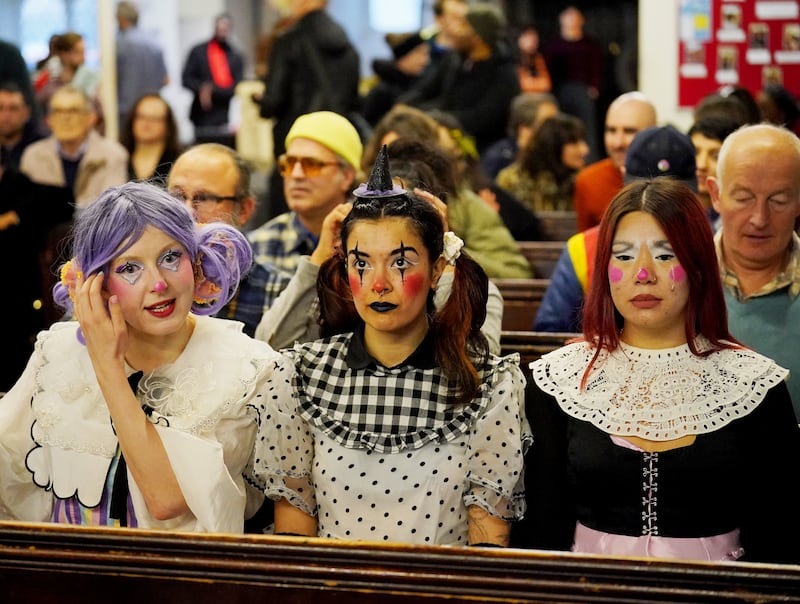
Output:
[344, 217, 443, 340]
[113, 248, 184, 285]
[347, 240, 419, 291]
[668, 264, 687, 292]
[104, 226, 197, 340]
[608, 211, 691, 347]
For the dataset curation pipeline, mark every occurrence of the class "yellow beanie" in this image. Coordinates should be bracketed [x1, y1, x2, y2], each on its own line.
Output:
[284, 111, 363, 170]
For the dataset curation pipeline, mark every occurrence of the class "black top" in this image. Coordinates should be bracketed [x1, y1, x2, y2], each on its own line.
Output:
[513, 378, 800, 564]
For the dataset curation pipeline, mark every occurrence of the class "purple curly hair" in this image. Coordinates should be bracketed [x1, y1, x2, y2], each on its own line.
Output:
[53, 181, 252, 316]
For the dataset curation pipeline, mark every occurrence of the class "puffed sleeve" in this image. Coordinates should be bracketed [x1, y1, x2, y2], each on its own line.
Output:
[247, 351, 316, 516]
[130, 352, 296, 534]
[0, 351, 53, 522]
[464, 355, 532, 520]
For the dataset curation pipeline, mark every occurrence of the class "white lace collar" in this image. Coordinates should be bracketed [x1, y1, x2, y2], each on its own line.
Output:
[530, 338, 788, 440]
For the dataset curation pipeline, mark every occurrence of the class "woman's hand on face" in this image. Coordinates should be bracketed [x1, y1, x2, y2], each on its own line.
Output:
[310, 202, 352, 266]
[74, 271, 128, 365]
[414, 188, 449, 231]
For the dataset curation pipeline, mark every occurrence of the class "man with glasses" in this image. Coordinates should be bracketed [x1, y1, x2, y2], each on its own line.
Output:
[248, 110, 361, 309]
[20, 86, 128, 208]
[167, 142, 288, 337]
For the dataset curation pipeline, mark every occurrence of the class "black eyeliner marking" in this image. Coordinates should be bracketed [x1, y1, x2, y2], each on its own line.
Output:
[397, 241, 410, 283]
[351, 242, 365, 285]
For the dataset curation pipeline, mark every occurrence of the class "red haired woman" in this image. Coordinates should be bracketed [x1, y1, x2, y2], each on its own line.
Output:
[515, 178, 800, 564]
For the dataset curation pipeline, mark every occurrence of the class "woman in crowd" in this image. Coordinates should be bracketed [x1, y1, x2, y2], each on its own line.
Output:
[121, 93, 183, 183]
[249, 151, 531, 546]
[496, 113, 589, 213]
[515, 23, 551, 94]
[0, 181, 291, 532]
[514, 178, 800, 563]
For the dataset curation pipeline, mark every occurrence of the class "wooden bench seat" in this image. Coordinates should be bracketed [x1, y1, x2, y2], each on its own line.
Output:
[1, 522, 798, 603]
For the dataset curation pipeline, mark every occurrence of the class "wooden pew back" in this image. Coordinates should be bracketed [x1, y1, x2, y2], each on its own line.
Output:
[1, 522, 798, 603]
[493, 278, 550, 332]
[500, 330, 581, 368]
[516, 240, 566, 279]
[536, 210, 578, 241]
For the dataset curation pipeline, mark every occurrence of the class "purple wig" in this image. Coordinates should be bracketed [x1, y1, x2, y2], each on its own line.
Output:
[52, 181, 252, 316]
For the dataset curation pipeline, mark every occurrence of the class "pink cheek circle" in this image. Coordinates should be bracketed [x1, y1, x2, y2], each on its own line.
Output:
[106, 275, 127, 297]
[608, 264, 623, 283]
[668, 265, 687, 283]
[348, 274, 361, 295]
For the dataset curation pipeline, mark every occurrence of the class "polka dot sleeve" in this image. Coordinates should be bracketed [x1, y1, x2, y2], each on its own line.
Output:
[248, 352, 316, 516]
[464, 356, 532, 521]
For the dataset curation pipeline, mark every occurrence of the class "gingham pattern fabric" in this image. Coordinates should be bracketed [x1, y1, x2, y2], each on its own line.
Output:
[287, 330, 503, 453]
[248, 212, 317, 269]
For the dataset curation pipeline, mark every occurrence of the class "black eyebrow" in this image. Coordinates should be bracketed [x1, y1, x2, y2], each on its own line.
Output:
[391, 244, 418, 256]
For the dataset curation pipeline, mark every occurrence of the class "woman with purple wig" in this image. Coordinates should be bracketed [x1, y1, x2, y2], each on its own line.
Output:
[0, 181, 292, 533]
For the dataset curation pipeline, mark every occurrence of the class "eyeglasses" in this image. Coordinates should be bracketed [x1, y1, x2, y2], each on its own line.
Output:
[169, 189, 240, 209]
[277, 154, 341, 177]
[50, 107, 88, 118]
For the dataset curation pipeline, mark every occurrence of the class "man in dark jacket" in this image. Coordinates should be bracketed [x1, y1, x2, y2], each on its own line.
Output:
[399, 2, 520, 153]
[181, 13, 244, 143]
[258, 0, 360, 219]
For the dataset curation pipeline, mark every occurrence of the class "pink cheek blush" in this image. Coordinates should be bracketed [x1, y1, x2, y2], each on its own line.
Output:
[106, 278, 126, 298]
[608, 265, 623, 283]
[348, 274, 361, 295]
[668, 265, 687, 282]
[402, 273, 424, 297]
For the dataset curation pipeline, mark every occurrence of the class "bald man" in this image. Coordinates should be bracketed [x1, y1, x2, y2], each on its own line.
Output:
[168, 143, 289, 338]
[573, 91, 657, 231]
[708, 123, 800, 417]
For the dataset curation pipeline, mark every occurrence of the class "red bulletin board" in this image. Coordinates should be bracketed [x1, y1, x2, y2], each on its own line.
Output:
[678, 0, 800, 108]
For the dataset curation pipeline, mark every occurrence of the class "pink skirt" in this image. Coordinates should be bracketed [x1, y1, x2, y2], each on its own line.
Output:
[573, 522, 745, 561]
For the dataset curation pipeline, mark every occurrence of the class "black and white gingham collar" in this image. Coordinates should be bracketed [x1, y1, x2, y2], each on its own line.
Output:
[286, 333, 507, 453]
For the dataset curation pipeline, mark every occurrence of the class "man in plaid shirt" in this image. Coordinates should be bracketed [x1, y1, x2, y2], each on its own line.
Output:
[248, 111, 362, 312]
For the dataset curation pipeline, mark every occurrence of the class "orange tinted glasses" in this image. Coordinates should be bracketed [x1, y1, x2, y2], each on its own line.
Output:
[277, 154, 341, 177]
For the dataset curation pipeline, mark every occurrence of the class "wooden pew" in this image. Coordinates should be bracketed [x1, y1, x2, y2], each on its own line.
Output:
[516, 240, 566, 279]
[536, 210, 578, 241]
[500, 330, 581, 367]
[492, 278, 550, 332]
[1, 522, 798, 603]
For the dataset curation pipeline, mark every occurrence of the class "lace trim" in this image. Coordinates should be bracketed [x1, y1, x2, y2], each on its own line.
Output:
[531, 339, 788, 440]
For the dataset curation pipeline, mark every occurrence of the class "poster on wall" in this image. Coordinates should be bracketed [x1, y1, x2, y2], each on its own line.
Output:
[678, 0, 800, 108]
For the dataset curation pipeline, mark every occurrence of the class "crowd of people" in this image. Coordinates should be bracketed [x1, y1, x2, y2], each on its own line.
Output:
[1, 0, 800, 567]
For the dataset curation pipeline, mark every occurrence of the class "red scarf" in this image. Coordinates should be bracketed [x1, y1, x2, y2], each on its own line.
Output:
[207, 40, 233, 88]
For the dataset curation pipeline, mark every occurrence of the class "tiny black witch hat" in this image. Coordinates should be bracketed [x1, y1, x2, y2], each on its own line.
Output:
[353, 144, 406, 199]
